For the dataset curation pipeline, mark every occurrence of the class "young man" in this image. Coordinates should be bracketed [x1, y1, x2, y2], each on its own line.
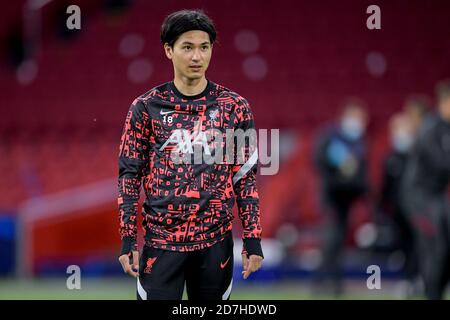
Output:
[117, 9, 263, 300]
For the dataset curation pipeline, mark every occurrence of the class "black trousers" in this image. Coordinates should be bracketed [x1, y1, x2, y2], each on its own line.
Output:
[409, 196, 450, 300]
[315, 191, 358, 294]
[391, 206, 419, 281]
[137, 232, 234, 300]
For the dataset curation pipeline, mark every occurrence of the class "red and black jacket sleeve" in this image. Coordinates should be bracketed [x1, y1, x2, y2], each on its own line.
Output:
[118, 99, 151, 256]
[231, 96, 264, 258]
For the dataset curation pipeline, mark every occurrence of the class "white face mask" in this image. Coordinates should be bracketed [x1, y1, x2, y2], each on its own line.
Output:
[341, 117, 364, 140]
[392, 130, 413, 153]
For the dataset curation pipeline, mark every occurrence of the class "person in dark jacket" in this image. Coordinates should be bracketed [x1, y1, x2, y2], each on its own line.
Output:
[378, 112, 418, 294]
[313, 100, 370, 295]
[401, 80, 450, 299]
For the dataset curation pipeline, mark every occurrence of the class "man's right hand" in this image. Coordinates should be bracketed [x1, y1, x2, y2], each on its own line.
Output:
[241, 253, 263, 280]
[118, 250, 139, 278]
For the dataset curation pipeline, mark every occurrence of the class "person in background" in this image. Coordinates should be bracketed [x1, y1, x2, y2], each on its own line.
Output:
[313, 100, 370, 295]
[378, 112, 419, 296]
[401, 80, 450, 299]
[403, 95, 431, 136]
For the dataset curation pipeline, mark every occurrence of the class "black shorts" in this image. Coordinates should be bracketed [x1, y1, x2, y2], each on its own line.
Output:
[137, 232, 234, 300]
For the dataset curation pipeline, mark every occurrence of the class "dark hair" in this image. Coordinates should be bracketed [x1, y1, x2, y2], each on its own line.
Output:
[405, 94, 431, 116]
[340, 97, 368, 116]
[435, 79, 450, 102]
[160, 9, 217, 47]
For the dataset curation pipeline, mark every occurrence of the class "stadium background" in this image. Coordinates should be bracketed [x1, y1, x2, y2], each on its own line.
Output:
[0, 0, 449, 299]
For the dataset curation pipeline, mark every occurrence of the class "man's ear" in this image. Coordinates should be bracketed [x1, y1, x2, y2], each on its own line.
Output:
[164, 43, 173, 60]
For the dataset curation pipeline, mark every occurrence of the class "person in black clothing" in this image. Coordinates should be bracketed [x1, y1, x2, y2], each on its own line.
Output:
[402, 80, 450, 299]
[378, 112, 419, 293]
[313, 100, 370, 295]
[404, 95, 431, 136]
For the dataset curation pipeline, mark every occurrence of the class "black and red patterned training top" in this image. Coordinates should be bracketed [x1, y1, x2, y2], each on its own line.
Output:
[118, 79, 263, 257]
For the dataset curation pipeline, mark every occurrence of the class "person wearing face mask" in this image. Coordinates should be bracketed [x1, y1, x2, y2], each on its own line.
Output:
[313, 100, 370, 296]
[401, 80, 450, 300]
[404, 95, 431, 137]
[377, 113, 420, 296]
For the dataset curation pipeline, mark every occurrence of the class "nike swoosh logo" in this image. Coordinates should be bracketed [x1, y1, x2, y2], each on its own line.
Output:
[160, 110, 176, 115]
[220, 257, 231, 269]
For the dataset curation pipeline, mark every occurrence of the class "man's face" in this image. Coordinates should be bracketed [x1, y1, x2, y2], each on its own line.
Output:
[164, 30, 212, 81]
[390, 113, 414, 152]
[340, 106, 368, 139]
[439, 95, 450, 122]
[405, 104, 424, 134]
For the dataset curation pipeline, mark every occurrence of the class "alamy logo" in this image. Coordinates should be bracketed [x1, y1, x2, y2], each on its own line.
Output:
[66, 5, 81, 30]
[66, 265, 81, 290]
[366, 265, 381, 290]
[159, 121, 279, 175]
[366, 5, 381, 30]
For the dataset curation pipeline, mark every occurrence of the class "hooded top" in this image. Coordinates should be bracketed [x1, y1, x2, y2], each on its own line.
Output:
[118, 79, 263, 257]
